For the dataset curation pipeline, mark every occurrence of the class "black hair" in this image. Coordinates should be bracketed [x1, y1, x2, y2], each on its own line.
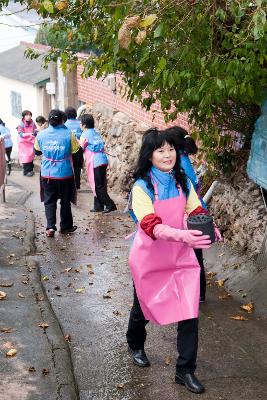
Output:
[65, 107, 77, 119]
[62, 112, 67, 123]
[22, 110, 32, 118]
[48, 109, 64, 127]
[165, 126, 198, 155]
[35, 115, 47, 125]
[0, 118, 5, 126]
[133, 128, 189, 195]
[80, 114, 94, 129]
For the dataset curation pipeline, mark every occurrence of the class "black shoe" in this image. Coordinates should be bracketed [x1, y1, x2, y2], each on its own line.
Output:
[128, 347, 150, 368]
[90, 208, 104, 213]
[103, 205, 117, 214]
[200, 297, 206, 304]
[60, 225, 77, 234]
[175, 372, 205, 394]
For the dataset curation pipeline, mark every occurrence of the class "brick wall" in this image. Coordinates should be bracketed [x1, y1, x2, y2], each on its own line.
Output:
[77, 65, 190, 131]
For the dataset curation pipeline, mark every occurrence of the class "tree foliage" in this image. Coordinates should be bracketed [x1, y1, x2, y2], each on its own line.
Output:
[2, 0, 267, 168]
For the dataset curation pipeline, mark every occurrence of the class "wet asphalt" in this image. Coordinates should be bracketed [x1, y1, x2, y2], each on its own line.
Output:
[6, 171, 267, 400]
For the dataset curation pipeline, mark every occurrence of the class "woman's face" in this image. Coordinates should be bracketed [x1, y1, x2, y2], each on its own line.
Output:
[24, 113, 32, 121]
[151, 142, 176, 172]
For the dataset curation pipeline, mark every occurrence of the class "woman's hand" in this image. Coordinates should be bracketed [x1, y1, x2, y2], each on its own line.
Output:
[214, 226, 223, 242]
[79, 138, 88, 149]
[153, 224, 211, 249]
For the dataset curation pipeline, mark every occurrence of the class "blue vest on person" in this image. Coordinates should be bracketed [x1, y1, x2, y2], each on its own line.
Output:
[37, 125, 73, 179]
[80, 128, 108, 167]
[0, 124, 13, 148]
[65, 119, 82, 139]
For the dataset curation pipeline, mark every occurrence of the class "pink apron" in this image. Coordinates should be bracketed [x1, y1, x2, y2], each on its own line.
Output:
[129, 175, 200, 325]
[18, 133, 35, 163]
[84, 149, 96, 195]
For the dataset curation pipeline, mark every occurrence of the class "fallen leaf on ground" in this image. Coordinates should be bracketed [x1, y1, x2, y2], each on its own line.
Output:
[103, 293, 112, 299]
[215, 279, 228, 287]
[240, 302, 254, 313]
[42, 368, 49, 375]
[164, 356, 172, 365]
[18, 293, 25, 298]
[67, 283, 74, 288]
[0, 291, 7, 300]
[64, 267, 72, 273]
[88, 282, 94, 286]
[218, 253, 225, 257]
[0, 327, 16, 333]
[74, 268, 81, 273]
[113, 310, 124, 316]
[35, 293, 44, 302]
[42, 276, 49, 281]
[116, 383, 124, 389]
[54, 286, 60, 291]
[22, 280, 29, 284]
[87, 264, 94, 275]
[3, 341, 13, 349]
[6, 348, 17, 357]
[218, 294, 231, 300]
[0, 280, 14, 287]
[230, 316, 248, 321]
[38, 323, 49, 329]
[64, 334, 71, 342]
[29, 366, 36, 372]
[75, 288, 85, 293]
[207, 271, 217, 278]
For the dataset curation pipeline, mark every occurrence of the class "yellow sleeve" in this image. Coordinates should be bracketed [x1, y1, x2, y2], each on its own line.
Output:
[132, 185, 155, 222]
[185, 181, 202, 215]
[34, 137, 40, 151]
[71, 133, 80, 154]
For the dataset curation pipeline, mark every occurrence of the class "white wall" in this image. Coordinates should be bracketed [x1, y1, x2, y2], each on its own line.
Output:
[0, 75, 44, 160]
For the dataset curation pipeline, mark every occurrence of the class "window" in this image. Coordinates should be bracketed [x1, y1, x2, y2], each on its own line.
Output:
[10, 91, 22, 118]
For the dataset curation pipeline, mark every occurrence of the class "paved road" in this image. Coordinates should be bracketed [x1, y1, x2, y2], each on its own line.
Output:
[7, 171, 267, 400]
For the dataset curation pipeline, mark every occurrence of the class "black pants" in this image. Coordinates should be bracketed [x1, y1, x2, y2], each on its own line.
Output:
[72, 147, 84, 189]
[42, 178, 75, 231]
[126, 288, 198, 373]
[5, 146, 12, 175]
[93, 165, 115, 210]
[194, 249, 206, 301]
[23, 161, 34, 175]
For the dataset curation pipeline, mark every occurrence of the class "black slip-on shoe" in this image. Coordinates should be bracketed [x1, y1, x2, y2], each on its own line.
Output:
[60, 225, 77, 234]
[103, 205, 117, 213]
[90, 208, 104, 212]
[128, 347, 150, 368]
[175, 372, 205, 394]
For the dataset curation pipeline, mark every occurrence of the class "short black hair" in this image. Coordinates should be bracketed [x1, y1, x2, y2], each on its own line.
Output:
[65, 107, 77, 119]
[48, 109, 64, 127]
[0, 118, 5, 126]
[35, 115, 47, 125]
[165, 126, 198, 155]
[22, 110, 32, 118]
[80, 114, 94, 129]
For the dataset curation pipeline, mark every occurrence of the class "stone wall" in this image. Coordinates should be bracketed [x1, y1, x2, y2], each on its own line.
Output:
[209, 171, 267, 258]
[80, 102, 267, 258]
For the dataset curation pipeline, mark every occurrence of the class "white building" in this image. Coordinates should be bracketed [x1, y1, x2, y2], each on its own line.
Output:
[0, 43, 50, 159]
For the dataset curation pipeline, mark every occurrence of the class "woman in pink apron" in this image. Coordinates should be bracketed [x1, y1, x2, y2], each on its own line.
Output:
[17, 110, 38, 176]
[127, 128, 217, 394]
[79, 114, 116, 213]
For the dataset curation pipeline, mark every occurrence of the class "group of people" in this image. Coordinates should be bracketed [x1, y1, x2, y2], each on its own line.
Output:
[2, 105, 222, 395]
[0, 107, 116, 236]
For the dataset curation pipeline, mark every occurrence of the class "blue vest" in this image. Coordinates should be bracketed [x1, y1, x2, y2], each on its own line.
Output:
[0, 124, 13, 148]
[37, 125, 73, 179]
[65, 119, 82, 139]
[80, 128, 108, 167]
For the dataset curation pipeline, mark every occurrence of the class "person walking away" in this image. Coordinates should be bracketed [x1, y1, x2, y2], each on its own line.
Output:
[35, 115, 48, 131]
[0, 119, 13, 175]
[79, 113, 116, 213]
[127, 128, 221, 394]
[65, 107, 83, 189]
[166, 126, 219, 303]
[34, 109, 80, 237]
[17, 110, 38, 176]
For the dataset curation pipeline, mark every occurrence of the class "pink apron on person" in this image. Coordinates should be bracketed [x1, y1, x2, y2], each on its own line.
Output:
[84, 149, 96, 195]
[18, 133, 35, 163]
[129, 174, 200, 325]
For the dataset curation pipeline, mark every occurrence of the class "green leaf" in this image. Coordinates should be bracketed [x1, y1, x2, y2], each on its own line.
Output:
[140, 14, 157, 28]
[43, 0, 54, 14]
[154, 23, 164, 38]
